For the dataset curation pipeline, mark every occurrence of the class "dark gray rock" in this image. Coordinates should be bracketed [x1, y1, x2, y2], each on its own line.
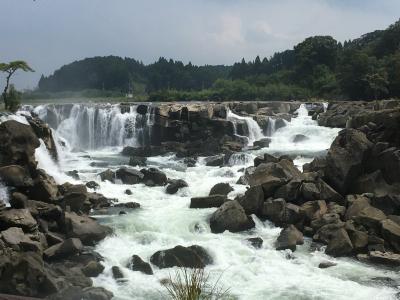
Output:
[190, 195, 226, 209]
[82, 261, 105, 277]
[166, 179, 188, 194]
[141, 168, 168, 186]
[128, 255, 153, 275]
[209, 200, 255, 233]
[238, 185, 264, 215]
[209, 182, 233, 196]
[98, 169, 115, 183]
[275, 225, 304, 251]
[44, 238, 83, 260]
[150, 245, 212, 269]
[116, 167, 144, 185]
[246, 237, 263, 249]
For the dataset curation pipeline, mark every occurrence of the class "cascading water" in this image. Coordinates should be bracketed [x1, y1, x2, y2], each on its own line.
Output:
[265, 117, 277, 137]
[33, 104, 154, 150]
[7, 103, 400, 300]
[226, 109, 264, 146]
[266, 104, 339, 157]
[0, 182, 9, 205]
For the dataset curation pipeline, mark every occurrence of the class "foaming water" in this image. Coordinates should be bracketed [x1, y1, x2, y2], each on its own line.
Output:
[34, 104, 153, 150]
[17, 103, 400, 299]
[35, 140, 77, 184]
[0, 182, 9, 205]
[266, 104, 340, 157]
[227, 109, 264, 146]
[54, 150, 399, 300]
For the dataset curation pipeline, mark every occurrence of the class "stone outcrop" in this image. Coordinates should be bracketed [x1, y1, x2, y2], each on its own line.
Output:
[150, 245, 212, 269]
[209, 200, 255, 233]
[0, 117, 113, 299]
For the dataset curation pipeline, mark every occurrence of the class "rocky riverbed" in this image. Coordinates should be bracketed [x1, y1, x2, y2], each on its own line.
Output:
[1, 100, 400, 299]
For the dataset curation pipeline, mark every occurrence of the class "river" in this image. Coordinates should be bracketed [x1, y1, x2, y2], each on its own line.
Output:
[29, 102, 400, 300]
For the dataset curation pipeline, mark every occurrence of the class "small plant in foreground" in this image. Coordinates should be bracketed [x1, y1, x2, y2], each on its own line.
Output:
[162, 267, 232, 300]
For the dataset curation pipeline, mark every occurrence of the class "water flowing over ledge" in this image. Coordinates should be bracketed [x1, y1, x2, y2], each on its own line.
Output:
[6, 101, 400, 300]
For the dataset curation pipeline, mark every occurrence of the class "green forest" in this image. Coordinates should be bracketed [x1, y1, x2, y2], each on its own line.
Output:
[31, 19, 400, 102]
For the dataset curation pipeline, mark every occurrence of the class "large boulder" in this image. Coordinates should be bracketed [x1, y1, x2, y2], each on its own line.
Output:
[98, 169, 115, 182]
[325, 228, 354, 257]
[150, 245, 212, 269]
[1, 227, 41, 252]
[301, 200, 327, 223]
[205, 155, 224, 167]
[358, 251, 400, 267]
[44, 238, 83, 260]
[0, 165, 34, 188]
[26, 116, 58, 161]
[247, 160, 303, 198]
[254, 153, 278, 167]
[380, 219, 400, 252]
[141, 168, 167, 186]
[82, 261, 105, 277]
[0, 251, 58, 297]
[190, 195, 226, 209]
[128, 255, 153, 275]
[62, 192, 89, 214]
[209, 200, 255, 233]
[273, 179, 302, 202]
[60, 212, 112, 245]
[209, 182, 233, 196]
[28, 169, 59, 202]
[26, 200, 62, 220]
[166, 179, 188, 194]
[0, 120, 40, 169]
[237, 185, 264, 215]
[48, 286, 113, 300]
[275, 225, 304, 251]
[345, 197, 386, 230]
[115, 167, 144, 185]
[261, 198, 286, 224]
[0, 208, 37, 232]
[324, 129, 373, 194]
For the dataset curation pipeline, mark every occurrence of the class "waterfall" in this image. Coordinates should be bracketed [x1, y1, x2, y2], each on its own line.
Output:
[0, 181, 9, 205]
[266, 117, 276, 137]
[228, 152, 253, 166]
[33, 104, 154, 150]
[226, 109, 264, 146]
[35, 139, 77, 184]
[267, 103, 340, 155]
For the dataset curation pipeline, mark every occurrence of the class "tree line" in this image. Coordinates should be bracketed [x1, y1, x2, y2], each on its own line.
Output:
[25, 19, 400, 101]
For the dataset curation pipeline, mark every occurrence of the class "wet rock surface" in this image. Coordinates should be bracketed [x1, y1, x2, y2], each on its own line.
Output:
[0, 117, 113, 299]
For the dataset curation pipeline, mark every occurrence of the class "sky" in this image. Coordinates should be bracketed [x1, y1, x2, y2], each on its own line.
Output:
[1, 0, 399, 90]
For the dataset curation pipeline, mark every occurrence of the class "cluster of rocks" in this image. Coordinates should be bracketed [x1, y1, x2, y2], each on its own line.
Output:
[317, 99, 400, 128]
[187, 106, 400, 267]
[117, 101, 301, 159]
[108, 243, 213, 284]
[98, 166, 188, 195]
[0, 119, 114, 299]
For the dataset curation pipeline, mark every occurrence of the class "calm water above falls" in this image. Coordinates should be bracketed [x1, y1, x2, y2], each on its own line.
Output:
[31, 104, 400, 300]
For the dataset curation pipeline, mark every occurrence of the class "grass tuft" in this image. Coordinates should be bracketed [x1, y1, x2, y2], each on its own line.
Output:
[162, 267, 231, 300]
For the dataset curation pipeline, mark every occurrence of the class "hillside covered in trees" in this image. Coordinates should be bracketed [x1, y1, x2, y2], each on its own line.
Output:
[34, 19, 400, 101]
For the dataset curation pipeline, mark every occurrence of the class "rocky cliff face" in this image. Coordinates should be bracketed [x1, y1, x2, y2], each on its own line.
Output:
[0, 116, 114, 299]
[317, 99, 400, 129]
[120, 101, 302, 157]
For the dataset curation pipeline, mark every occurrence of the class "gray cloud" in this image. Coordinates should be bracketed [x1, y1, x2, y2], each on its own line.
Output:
[1, 0, 399, 90]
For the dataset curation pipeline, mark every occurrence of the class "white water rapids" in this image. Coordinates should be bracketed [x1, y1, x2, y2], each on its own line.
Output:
[12, 103, 400, 299]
